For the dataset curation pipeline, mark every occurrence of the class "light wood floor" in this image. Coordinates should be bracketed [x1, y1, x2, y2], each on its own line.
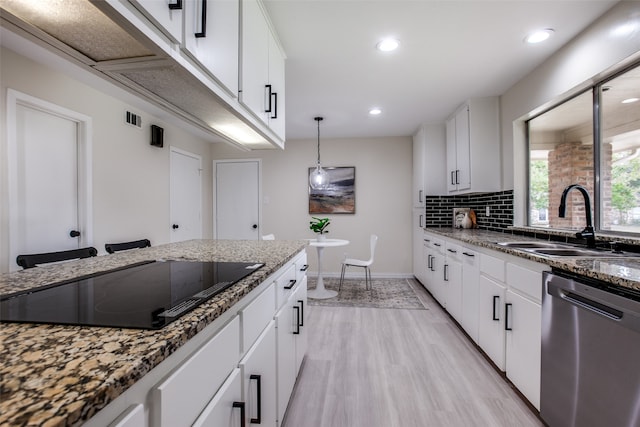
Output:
[282, 280, 544, 427]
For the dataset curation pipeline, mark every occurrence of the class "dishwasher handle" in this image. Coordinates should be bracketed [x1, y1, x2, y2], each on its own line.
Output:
[545, 274, 640, 332]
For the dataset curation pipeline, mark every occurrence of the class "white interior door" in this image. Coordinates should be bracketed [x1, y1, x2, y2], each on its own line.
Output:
[170, 147, 202, 243]
[8, 90, 92, 272]
[215, 160, 260, 240]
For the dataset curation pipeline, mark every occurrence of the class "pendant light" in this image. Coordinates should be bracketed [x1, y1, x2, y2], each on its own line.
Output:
[309, 116, 329, 190]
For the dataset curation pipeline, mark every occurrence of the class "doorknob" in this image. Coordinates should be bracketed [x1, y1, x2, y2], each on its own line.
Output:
[252, 224, 258, 229]
[172, 224, 179, 229]
[69, 230, 80, 238]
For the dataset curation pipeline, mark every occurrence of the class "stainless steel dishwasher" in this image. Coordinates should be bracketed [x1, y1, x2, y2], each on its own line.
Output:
[541, 271, 640, 427]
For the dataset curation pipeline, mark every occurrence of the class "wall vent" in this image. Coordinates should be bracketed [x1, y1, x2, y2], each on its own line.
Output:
[125, 111, 142, 128]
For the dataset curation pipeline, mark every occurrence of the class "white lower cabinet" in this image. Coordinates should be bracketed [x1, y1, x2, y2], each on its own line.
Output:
[478, 274, 507, 370]
[444, 242, 463, 323]
[275, 276, 308, 426]
[460, 247, 479, 343]
[192, 368, 243, 427]
[109, 404, 144, 427]
[152, 316, 240, 427]
[239, 321, 277, 426]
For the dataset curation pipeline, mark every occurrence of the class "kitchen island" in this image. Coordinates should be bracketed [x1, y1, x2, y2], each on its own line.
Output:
[0, 239, 307, 427]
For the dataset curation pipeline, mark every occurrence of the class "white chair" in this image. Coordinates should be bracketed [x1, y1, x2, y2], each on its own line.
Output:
[262, 234, 275, 240]
[339, 234, 378, 291]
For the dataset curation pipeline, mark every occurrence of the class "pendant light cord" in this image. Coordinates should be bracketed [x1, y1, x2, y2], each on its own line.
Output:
[315, 116, 323, 166]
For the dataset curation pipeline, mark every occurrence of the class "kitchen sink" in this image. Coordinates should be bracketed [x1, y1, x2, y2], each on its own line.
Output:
[497, 241, 640, 258]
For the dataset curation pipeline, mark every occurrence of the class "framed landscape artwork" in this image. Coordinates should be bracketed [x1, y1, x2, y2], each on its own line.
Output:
[308, 166, 356, 214]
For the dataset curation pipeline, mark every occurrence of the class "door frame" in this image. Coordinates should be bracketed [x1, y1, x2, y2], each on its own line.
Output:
[6, 89, 93, 271]
[170, 146, 203, 242]
[213, 159, 262, 239]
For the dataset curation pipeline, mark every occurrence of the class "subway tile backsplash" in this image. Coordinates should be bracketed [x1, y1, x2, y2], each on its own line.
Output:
[425, 190, 514, 231]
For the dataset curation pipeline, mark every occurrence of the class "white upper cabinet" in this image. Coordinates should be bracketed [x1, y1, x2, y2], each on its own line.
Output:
[183, 0, 239, 96]
[412, 126, 426, 208]
[446, 97, 500, 194]
[240, 0, 286, 142]
[129, 0, 184, 43]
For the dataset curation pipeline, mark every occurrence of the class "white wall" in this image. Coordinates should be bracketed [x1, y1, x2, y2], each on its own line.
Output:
[501, 1, 640, 225]
[0, 47, 214, 272]
[212, 136, 413, 277]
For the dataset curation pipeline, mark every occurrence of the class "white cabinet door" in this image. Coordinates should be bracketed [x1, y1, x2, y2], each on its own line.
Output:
[293, 278, 308, 371]
[454, 106, 470, 191]
[192, 368, 243, 427]
[412, 126, 426, 208]
[460, 248, 480, 343]
[430, 241, 446, 306]
[240, 0, 269, 123]
[240, 282, 276, 353]
[445, 117, 457, 193]
[183, 0, 239, 95]
[506, 289, 542, 410]
[412, 210, 426, 284]
[275, 296, 296, 424]
[239, 321, 277, 426]
[267, 31, 286, 140]
[129, 0, 184, 42]
[444, 244, 463, 323]
[478, 275, 506, 371]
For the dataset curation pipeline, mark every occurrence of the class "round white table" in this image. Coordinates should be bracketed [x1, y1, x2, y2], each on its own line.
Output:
[307, 238, 349, 299]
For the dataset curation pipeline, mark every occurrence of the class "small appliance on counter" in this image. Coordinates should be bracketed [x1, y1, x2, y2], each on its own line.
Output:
[453, 208, 476, 229]
[0, 260, 264, 330]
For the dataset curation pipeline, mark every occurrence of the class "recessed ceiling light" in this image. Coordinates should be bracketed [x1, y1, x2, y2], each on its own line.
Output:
[376, 38, 399, 52]
[369, 108, 382, 115]
[622, 98, 639, 104]
[525, 29, 554, 44]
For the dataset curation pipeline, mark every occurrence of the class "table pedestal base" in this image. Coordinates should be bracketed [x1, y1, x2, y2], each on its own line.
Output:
[307, 245, 338, 299]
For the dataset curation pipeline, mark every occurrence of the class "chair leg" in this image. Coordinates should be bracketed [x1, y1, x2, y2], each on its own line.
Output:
[339, 264, 346, 292]
[365, 267, 371, 290]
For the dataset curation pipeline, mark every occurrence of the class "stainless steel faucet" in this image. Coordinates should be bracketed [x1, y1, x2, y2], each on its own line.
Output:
[558, 184, 596, 248]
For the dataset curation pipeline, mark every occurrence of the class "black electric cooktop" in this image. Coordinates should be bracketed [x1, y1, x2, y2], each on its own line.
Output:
[0, 260, 264, 330]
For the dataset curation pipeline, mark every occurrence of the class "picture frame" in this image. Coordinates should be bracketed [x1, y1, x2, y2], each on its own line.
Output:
[309, 166, 356, 214]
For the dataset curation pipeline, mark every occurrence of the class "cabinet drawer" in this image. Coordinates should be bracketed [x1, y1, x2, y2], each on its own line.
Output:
[109, 404, 144, 427]
[192, 368, 243, 427]
[241, 282, 276, 353]
[295, 253, 308, 284]
[275, 264, 297, 310]
[480, 252, 505, 282]
[445, 241, 462, 261]
[506, 263, 543, 303]
[153, 316, 240, 427]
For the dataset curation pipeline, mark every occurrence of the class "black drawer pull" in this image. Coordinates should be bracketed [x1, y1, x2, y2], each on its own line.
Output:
[195, 0, 207, 38]
[168, 0, 182, 10]
[293, 306, 300, 334]
[271, 92, 278, 119]
[249, 374, 261, 424]
[505, 303, 513, 331]
[300, 264, 309, 271]
[265, 84, 272, 113]
[233, 401, 246, 427]
[462, 252, 475, 257]
[284, 279, 296, 290]
[492, 295, 500, 321]
[447, 248, 457, 253]
[297, 300, 304, 327]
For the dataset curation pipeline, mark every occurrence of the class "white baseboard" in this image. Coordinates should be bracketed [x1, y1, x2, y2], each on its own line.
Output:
[306, 271, 414, 280]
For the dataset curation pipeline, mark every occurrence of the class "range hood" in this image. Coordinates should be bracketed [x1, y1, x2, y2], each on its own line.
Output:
[0, 0, 280, 150]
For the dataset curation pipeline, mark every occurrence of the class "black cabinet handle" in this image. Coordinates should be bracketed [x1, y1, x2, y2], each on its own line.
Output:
[265, 84, 272, 113]
[232, 401, 246, 427]
[284, 279, 296, 290]
[455, 169, 460, 185]
[427, 255, 433, 271]
[300, 264, 309, 271]
[434, 243, 441, 247]
[168, 0, 182, 10]
[69, 230, 80, 238]
[249, 375, 261, 424]
[293, 306, 300, 334]
[451, 171, 455, 185]
[505, 303, 513, 331]
[297, 300, 304, 327]
[195, 0, 207, 38]
[444, 264, 449, 281]
[419, 214, 424, 228]
[271, 92, 278, 119]
[492, 295, 500, 321]
[462, 252, 475, 257]
[418, 189, 423, 203]
[447, 248, 457, 254]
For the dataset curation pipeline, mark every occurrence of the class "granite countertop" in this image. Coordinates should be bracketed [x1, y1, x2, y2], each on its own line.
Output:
[0, 239, 307, 427]
[424, 228, 640, 292]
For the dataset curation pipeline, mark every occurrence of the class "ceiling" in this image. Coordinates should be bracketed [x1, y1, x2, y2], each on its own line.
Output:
[263, 0, 620, 141]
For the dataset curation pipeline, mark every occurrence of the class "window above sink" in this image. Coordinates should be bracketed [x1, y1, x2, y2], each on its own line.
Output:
[527, 62, 640, 237]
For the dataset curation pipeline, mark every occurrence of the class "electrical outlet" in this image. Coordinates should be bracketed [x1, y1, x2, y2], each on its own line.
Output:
[486, 206, 491, 217]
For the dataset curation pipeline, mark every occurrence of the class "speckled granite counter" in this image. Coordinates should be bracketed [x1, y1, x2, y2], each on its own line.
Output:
[0, 239, 307, 427]
[424, 228, 640, 292]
